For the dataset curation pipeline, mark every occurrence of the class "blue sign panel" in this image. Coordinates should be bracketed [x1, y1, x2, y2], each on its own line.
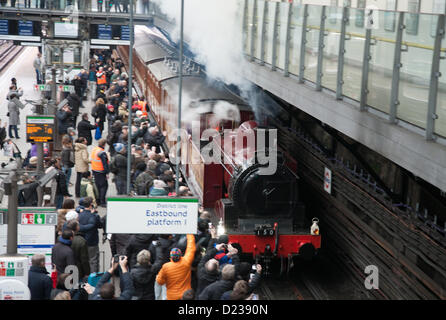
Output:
[121, 25, 130, 41]
[0, 20, 8, 35]
[98, 24, 112, 40]
[18, 21, 33, 36]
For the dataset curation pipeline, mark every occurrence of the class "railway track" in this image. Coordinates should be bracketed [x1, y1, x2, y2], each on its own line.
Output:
[256, 253, 359, 300]
[0, 41, 24, 72]
[266, 112, 446, 299]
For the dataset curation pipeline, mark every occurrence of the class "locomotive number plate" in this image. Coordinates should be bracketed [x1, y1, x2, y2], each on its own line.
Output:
[255, 228, 275, 237]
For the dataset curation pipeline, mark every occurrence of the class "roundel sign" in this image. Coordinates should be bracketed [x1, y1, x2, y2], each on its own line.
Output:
[324, 167, 332, 194]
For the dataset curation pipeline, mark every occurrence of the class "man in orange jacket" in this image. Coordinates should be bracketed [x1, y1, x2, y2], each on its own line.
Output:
[155, 234, 196, 300]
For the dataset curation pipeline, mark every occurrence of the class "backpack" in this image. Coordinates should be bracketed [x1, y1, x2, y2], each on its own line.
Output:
[87, 272, 107, 287]
[109, 157, 118, 174]
[91, 106, 98, 118]
[80, 180, 99, 200]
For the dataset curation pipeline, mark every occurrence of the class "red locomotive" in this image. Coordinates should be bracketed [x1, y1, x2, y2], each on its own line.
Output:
[117, 25, 321, 272]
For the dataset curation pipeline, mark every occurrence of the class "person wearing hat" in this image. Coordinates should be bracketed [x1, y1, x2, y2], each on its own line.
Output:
[28, 156, 38, 168]
[106, 105, 117, 131]
[155, 234, 196, 300]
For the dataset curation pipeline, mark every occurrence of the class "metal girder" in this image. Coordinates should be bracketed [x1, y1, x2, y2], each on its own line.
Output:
[283, 2, 292, 76]
[426, 14, 444, 141]
[360, 26, 372, 111]
[298, 4, 308, 83]
[316, 6, 326, 91]
[336, 6, 348, 100]
[242, 0, 248, 55]
[271, 1, 280, 71]
[260, 0, 268, 65]
[389, 12, 405, 124]
[250, 0, 258, 62]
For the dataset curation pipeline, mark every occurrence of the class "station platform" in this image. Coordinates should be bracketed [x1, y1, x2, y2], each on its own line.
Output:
[0, 47, 115, 272]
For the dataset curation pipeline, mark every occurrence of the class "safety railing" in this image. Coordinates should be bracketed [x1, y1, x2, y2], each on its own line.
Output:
[0, 0, 153, 15]
[242, 0, 446, 141]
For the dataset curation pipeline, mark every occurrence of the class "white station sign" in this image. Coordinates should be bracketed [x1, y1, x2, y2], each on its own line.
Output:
[0, 279, 31, 300]
[106, 197, 198, 234]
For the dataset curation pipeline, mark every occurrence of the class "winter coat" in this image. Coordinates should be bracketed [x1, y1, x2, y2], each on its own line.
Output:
[56, 109, 73, 134]
[155, 234, 196, 300]
[74, 142, 89, 173]
[109, 233, 131, 256]
[112, 152, 132, 179]
[77, 120, 96, 146]
[143, 131, 165, 153]
[156, 237, 175, 264]
[198, 279, 235, 301]
[61, 146, 75, 168]
[125, 234, 156, 269]
[156, 162, 171, 176]
[106, 123, 122, 155]
[90, 271, 134, 300]
[78, 209, 102, 246]
[106, 110, 117, 128]
[134, 171, 155, 195]
[92, 104, 107, 123]
[71, 232, 90, 279]
[8, 100, 21, 126]
[18, 182, 38, 207]
[196, 247, 220, 296]
[28, 266, 53, 300]
[55, 169, 69, 196]
[67, 93, 81, 117]
[130, 260, 163, 300]
[149, 188, 168, 197]
[51, 237, 76, 275]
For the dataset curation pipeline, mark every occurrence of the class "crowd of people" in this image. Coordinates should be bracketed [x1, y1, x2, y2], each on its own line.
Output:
[20, 49, 262, 300]
[29, 202, 262, 300]
[16, 49, 193, 208]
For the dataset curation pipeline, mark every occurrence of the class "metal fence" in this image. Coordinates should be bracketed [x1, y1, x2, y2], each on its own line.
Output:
[242, 1, 446, 141]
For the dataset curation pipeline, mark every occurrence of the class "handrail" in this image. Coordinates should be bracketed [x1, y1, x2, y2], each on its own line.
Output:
[242, 1, 446, 140]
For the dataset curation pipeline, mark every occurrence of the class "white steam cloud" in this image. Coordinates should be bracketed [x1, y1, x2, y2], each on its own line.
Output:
[153, 0, 251, 90]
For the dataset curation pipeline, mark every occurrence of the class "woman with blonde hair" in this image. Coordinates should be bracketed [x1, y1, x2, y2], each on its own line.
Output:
[92, 98, 107, 135]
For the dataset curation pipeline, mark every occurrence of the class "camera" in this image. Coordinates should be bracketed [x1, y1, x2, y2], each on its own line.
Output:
[113, 254, 123, 263]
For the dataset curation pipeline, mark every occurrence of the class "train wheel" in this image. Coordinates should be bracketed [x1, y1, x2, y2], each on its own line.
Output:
[299, 243, 316, 261]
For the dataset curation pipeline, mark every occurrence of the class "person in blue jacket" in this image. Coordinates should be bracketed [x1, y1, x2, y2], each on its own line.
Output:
[28, 254, 53, 300]
[78, 196, 103, 273]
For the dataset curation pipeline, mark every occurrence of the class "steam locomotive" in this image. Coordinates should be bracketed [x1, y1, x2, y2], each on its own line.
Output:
[117, 25, 321, 272]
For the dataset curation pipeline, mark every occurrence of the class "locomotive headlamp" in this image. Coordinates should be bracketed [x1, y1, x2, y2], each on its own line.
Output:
[310, 218, 320, 235]
[217, 218, 226, 236]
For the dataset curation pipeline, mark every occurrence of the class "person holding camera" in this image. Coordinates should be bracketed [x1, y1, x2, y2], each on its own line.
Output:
[78, 197, 103, 273]
[90, 256, 134, 300]
[57, 104, 73, 141]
